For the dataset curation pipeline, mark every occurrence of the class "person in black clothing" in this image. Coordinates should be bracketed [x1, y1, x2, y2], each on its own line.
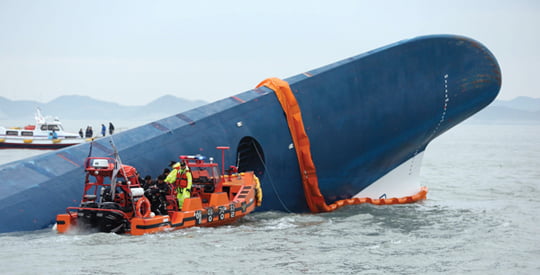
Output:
[109, 122, 115, 135]
[85, 126, 93, 138]
[161, 168, 171, 179]
[144, 175, 170, 215]
[141, 175, 153, 190]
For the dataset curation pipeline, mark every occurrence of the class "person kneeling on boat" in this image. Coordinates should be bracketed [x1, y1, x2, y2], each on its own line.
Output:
[144, 175, 170, 215]
[165, 161, 192, 210]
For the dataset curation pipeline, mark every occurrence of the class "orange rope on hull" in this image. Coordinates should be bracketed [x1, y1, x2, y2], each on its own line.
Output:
[256, 77, 428, 213]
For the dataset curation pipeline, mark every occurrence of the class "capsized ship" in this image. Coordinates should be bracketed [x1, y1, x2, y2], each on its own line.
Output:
[0, 35, 501, 233]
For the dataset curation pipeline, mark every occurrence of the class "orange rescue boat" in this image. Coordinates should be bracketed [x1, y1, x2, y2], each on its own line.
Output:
[56, 146, 262, 235]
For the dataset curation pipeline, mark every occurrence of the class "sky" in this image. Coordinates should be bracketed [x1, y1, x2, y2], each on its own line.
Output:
[0, 0, 538, 106]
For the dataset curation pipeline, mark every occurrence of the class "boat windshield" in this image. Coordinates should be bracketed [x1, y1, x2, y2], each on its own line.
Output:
[40, 124, 63, 131]
[191, 165, 220, 184]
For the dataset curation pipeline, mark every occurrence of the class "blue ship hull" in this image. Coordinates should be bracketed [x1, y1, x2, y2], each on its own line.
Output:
[0, 35, 501, 233]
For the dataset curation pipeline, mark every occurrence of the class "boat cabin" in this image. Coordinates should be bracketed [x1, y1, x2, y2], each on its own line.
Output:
[182, 155, 223, 202]
[80, 157, 143, 212]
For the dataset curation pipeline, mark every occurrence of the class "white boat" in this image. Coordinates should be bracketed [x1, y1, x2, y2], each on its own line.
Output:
[0, 109, 90, 150]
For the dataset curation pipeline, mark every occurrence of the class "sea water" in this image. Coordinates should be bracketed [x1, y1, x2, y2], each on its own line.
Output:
[0, 122, 538, 274]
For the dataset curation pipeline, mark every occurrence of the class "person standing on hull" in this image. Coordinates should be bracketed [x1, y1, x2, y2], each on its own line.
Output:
[85, 126, 93, 138]
[164, 161, 192, 210]
[109, 122, 115, 135]
[101, 124, 106, 137]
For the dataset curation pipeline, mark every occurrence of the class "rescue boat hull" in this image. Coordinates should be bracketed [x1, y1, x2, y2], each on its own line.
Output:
[57, 179, 258, 235]
[0, 34, 501, 233]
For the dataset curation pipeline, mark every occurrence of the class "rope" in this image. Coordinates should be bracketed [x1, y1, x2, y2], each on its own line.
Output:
[252, 139, 293, 213]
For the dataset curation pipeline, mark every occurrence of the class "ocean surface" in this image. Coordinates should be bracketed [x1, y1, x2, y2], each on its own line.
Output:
[0, 122, 538, 274]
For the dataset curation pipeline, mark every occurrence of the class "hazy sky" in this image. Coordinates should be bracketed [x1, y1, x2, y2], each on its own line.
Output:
[1, 0, 538, 105]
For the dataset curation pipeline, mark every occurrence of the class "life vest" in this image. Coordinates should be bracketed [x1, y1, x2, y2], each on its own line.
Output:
[176, 169, 190, 188]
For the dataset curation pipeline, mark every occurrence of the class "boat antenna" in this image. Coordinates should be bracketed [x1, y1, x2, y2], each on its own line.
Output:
[216, 146, 230, 175]
[109, 138, 128, 199]
[35, 107, 45, 124]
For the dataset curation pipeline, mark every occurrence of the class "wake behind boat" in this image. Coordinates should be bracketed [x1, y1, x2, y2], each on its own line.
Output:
[0, 109, 89, 150]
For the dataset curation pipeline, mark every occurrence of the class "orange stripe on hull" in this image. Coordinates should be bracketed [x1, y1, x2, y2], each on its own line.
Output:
[256, 78, 428, 213]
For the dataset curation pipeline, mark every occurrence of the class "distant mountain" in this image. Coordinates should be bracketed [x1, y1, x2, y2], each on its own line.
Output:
[46, 95, 136, 120]
[470, 96, 540, 123]
[1, 95, 538, 124]
[0, 97, 41, 119]
[141, 95, 208, 120]
[490, 96, 540, 112]
[0, 95, 207, 121]
[471, 106, 540, 122]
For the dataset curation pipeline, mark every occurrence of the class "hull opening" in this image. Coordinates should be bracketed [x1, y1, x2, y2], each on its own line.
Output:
[236, 136, 265, 179]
